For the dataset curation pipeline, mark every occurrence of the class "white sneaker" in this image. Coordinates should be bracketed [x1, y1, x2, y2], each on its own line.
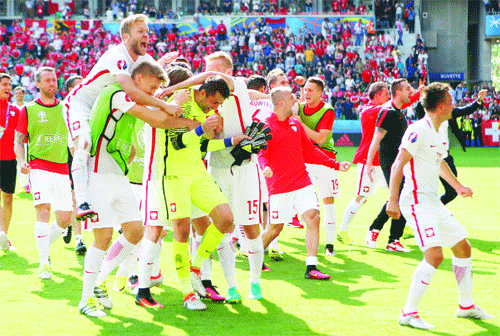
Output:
[39, 263, 51, 279]
[191, 270, 206, 297]
[398, 311, 435, 330]
[79, 297, 107, 318]
[365, 229, 379, 249]
[94, 282, 113, 309]
[183, 293, 207, 311]
[0, 231, 9, 250]
[386, 240, 410, 252]
[456, 305, 495, 319]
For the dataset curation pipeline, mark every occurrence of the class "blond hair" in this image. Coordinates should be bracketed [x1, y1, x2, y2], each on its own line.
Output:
[270, 87, 292, 106]
[204, 51, 233, 71]
[120, 14, 148, 39]
[132, 60, 168, 86]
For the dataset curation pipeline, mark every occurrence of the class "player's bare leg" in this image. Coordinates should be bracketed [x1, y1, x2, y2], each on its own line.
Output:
[302, 209, 330, 280]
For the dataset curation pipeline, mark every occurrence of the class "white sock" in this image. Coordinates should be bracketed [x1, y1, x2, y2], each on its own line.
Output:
[201, 253, 213, 281]
[116, 244, 138, 277]
[81, 245, 106, 304]
[306, 256, 318, 266]
[95, 235, 135, 286]
[72, 149, 90, 205]
[452, 256, 474, 308]
[403, 260, 436, 314]
[49, 220, 65, 245]
[238, 225, 249, 254]
[217, 233, 238, 289]
[340, 198, 364, 232]
[137, 239, 156, 289]
[324, 203, 336, 244]
[128, 243, 139, 277]
[34, 221, 50, 265]
[151, 239, 162, 278]
[248, 235, 264, 284]
[269, 236, 279, 251]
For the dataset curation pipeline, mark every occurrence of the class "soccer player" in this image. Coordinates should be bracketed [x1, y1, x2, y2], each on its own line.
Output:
[64, 75, 87, 255]
[0, 74, 20, 251]
[297, 77, 340, 256]
[14, 67, 73, 278]
[78, 61, 189, 318]
[159, 76, 249, 309]
[259, 87, 350, 280]
[338, 82, 390, 244]
[12, 86, 30, 195]
[387, 82, 494, 329]
[364, 78, 414, 252]
[64, 14, 181, 221]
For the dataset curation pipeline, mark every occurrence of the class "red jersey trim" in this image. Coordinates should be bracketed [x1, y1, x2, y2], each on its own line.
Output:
[411, 205, 424, 247]
[410, 158, 419, 204]
[231, 94, 246, 133]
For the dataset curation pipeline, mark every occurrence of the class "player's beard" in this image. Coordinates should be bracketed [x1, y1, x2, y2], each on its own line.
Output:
[41, 87, 56, 100]
[130, 39, 146, 56]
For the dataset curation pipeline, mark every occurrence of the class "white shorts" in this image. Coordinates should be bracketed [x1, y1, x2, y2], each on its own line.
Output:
[141, 179, 167, 227]
[401, 202, 468, 251]
[29, 169, 73, 211]
[211, 163, 265, 226]
[306, 164, 339, 199]
[268, 185, 320, 225]
[63, 98, 91, 140]
[356, 164, 387, 197]
[85, 173, 141, 230]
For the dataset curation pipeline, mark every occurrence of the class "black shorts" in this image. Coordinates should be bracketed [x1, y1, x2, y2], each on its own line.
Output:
[0, 159, 17, 194]
[68, 148, 74, 190]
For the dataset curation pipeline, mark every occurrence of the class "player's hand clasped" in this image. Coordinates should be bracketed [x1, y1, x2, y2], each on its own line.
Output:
[386, 199, 401, 219]
[20, 161, 31, 174]
[338, 161, 351, 172]
[202, 115, 220, 139]
[262, 166, 273, 178]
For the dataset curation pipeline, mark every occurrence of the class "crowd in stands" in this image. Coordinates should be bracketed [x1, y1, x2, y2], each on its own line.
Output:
[1, 5, 499, 128]
[375, 0, 415, 33]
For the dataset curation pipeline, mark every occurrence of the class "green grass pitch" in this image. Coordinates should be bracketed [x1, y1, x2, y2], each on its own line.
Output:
[0, 147, 498, 336]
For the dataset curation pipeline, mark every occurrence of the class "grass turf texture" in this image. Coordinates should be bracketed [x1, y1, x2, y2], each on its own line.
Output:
[0, 147, 498, 336]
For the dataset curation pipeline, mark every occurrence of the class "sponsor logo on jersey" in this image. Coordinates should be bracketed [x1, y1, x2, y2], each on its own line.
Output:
[34, 192, 40, 200]
[408, 132, 418, 143]
[150, 211, 158, 220]
[291, 125, 297, 132]
[170, 203, 177, 212]
[425, 227, 435, 238]
[73, 121, 80, 130]
[38, 111, 48, 123]
[117, 60, 127, 70]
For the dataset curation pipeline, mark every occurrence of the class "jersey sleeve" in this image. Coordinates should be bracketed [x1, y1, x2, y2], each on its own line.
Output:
[316, 108, 335, 130]
[399, 124, 423, 157]
[376, 107, 395, 131]
[112, 91, 136, 113]
[16, 106, 28, 135]
[106, 52, 134, 77]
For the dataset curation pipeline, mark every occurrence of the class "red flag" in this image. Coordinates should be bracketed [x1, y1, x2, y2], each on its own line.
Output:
[25, 19, 47, 32]
[482, 120, 500, 147]
[80, 19, 102, 35]
[48, 0, 75, 15]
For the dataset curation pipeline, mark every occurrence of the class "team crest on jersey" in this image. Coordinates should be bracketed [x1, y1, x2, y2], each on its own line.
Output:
[408, 132, 418, 143]
[34, 192, 40, 200]
[363, 186, 370, 193]
[73, 121, 80, 130]
[170, 203, 177, 213]
[291, 125, 298, 132]
[38, 111, 47, 123]
[149, 211, 158, 220]
[272, 211, 278, 219]
[425, 228, 435, 238]
[10, 110, 15, 116]
[91, 213, 99, 223]
[117, 60, 127, 70]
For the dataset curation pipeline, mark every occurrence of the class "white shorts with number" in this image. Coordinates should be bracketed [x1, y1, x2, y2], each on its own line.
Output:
[86, 173, 141, 230]
[401, 202, 468, 251]
[29, 169, 73, 211]
[210, 162, 265, 226]
[356, 164, 387, 197]
[268, 185, 320, 225]
[306, 163, 339, 198]
[63, 98, 91, 140]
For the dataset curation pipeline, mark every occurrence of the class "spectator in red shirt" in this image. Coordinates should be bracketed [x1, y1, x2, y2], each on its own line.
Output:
[0, 73, 20, 251]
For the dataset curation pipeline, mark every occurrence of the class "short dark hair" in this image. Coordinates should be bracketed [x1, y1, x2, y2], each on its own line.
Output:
[368, 81, 388, 100]
[199, 75, 230, 99]
[65, 75, 83, 90]
[35, 67, 56, 83]
[247, 75, 267, 91]
[166, 65, 193, 87]
[306, 77, 324, 92]
[390, 78, 408, 97]
[420, 82, 451, 112]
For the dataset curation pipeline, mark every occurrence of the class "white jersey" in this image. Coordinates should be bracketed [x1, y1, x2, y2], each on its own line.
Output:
[141, 123, 165, 183]
[209, 77, 253, 168]
[67, 43, 154, 109]
[399, 115, 449, 206]
[88, 91, 136, 175]
[250, 98, 274, 123]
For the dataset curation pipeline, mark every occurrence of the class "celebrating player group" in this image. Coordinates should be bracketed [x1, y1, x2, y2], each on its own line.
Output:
[0, 14, 493, 329]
